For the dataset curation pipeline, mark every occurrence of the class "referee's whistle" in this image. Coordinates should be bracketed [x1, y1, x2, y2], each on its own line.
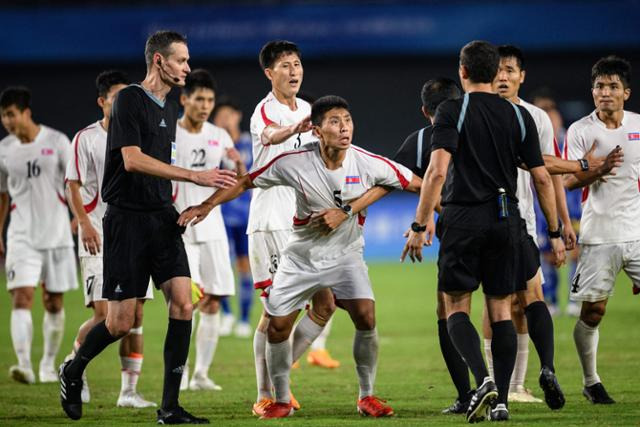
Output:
[497, 188, 508, 219]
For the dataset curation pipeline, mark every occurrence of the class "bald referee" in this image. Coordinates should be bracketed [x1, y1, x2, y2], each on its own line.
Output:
[402, 41, 565, 422]
[60, 31, 236, 424]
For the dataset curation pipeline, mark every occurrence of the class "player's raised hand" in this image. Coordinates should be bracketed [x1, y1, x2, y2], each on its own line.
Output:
[293, 115, 312, 134]
[310, 209, 348, 235]
[80, 221, 101, 256]
[178, 203, 214, 227]
[192, 168, 237, 188]
[550, 237, 566, 267]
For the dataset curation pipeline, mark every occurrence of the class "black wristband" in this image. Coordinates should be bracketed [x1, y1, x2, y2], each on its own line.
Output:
[578, 158, 589, 172]
[411, 221, 427, 232]
[548, 228, 562, 239]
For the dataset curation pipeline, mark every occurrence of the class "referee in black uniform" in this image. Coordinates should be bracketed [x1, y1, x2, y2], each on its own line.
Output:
[402, 41, 565, 422]
[60, 31, 236, 424]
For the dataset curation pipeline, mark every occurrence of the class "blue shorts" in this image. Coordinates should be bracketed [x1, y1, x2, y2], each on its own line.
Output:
[226, 223, 249, 257]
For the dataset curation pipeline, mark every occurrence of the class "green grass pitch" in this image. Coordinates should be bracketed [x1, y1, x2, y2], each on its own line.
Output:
[0, 262, 638, 425]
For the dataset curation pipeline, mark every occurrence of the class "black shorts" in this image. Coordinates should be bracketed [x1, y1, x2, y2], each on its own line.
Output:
[436, 203, 524, 296]
[102, 205, 190, 301]
[518, 219, 541, 291]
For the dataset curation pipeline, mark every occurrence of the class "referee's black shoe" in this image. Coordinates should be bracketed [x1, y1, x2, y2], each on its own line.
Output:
[157, 406, 210, 424]
[59, 361, 83, 420]
[583, 382, 615, 404]
[442, 390, 474, 414]
[539, 366, 565, 410]
[466, 378, 498, 423]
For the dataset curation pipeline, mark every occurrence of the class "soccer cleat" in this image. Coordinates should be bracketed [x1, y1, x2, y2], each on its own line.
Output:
[219, 314, 234, 337]
[157, 406, 209, 424]
[39, 362, 59, 383]
[307, 349, 340, 369]
[357, 396, 395, 417]
[290, 391, 301, 411]
[81, 371, 90, 403]
[466, 378, 498, 423]
[583, 383, 615, 404]
[9, 365, 35, 384]
[291, 360, 300, 369]
[189, 374, 222, 391]
[442, 396, 471, 414]
[252, 398, 275, 417]
[539, 367, 565, 409]
[117, 391, 157, 408]
[259, 402, 294, 419]
[508, 385, 543, 403]
[488, 403, 509, 421]
[234, 322, 252, 338]
[180, 365, 189, 391]
[59, 361, 83, 420]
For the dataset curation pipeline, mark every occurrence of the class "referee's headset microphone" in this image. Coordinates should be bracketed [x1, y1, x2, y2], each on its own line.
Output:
[157, 58, 180, 83]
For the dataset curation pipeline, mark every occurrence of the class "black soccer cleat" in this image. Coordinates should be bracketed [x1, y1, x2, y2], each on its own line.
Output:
[466, 379, 498, 423]
[583, 383, 615, 404]
[157, 406, 210, 424]
[59, 361, 83, 420]
[488, 403, 509, 421]
[539, 366, 566, 410]
[442, 390, 474, 415]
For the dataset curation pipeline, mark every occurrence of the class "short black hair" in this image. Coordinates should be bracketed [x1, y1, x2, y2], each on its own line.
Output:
[591, 55, 632, 89]
[421, 78, 462, 116]
[460, 40, 500, 84]
[183, 69, 217, 97]
[311, 95, 350, 126]
[498, 45, 525, 70]
[96, 70, 129, 98]
[0, 86, 31, 112]
[145, 30, 188, 68]
[211, 95, 241, 120]
[259, 40, 301, 70]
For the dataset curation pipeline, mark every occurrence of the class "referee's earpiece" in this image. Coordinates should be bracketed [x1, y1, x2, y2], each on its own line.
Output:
[157, 57, 180, 83]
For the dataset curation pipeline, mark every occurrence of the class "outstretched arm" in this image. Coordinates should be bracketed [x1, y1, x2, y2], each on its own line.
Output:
[261, 115, 312, 146]
[564, 145, 624, 190]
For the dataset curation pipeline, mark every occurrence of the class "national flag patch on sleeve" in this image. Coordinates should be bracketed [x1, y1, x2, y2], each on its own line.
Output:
[41, 148, 54, 155]
[628, 132, 640, 141]
[345, 176, 360, 184]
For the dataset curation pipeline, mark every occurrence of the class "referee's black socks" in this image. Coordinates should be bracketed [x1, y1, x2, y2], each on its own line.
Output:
[161, 318, 192, 411]
[65, 320, 119, 379]
[447, 312, 489, 387]
[490, 320, 517, 405]
[525, 300, 555, 372]
[437, 319, 471, 400]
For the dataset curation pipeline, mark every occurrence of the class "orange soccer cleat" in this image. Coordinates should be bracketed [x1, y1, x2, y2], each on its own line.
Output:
[306, 349, 340, 369]
[259, 402, 294, 419]
[289, 391, 301, 410]
[357, 396, 395, 417]
[252, 398, 274, 417]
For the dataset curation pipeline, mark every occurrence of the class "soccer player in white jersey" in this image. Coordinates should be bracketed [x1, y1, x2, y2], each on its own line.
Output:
[173, 69, 245, 391]
[178, 95, 423, 419]
[246, 40, 338, 415]
[564, 56, 636, 405]
[65, 71, 155, 408]
[0, 86, 78, 385]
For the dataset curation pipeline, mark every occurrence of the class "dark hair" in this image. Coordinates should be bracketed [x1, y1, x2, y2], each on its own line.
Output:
[311, 95, 350, 126]
[591, 55, 632, 89]
[96, 70, 129, 98]
[211, 95, 241, 119]
[259, 40, 301, 69]
[460, 40, 500, 84]
[183, 69, 217, 97]
[421, 78, 462, 116]
[497, 45, 525, 70]
[0, 86, 31, 111]
[144, 30, 187, 68]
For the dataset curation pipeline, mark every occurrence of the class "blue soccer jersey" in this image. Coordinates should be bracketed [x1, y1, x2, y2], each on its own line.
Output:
[222, 131, 253, 228]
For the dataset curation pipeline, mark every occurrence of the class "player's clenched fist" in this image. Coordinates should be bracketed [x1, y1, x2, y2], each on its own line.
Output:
[191, 167, 237, 188]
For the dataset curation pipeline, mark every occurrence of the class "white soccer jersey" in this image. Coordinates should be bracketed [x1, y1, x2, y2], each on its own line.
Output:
[0, 125, 73, 250]
[247, 92, 314, 233]
[173, 121, 235, 243]
[65, 121, 108, 257]
[248, 142, 413, 266]
[565, 110, 640, 244]
[516, 99, 556, 238]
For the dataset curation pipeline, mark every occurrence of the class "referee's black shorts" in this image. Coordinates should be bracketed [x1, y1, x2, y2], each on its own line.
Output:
[436, 203, 525, 296]
[518, 218, 541, 291]
[102, 205, 190, 301]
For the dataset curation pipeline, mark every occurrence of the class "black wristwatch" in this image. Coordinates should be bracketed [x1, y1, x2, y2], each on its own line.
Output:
[578, 158, 589, 172]
[341, 204, 354, 218]
[411, 221, 427, 233]
[548, 227, 562, 239]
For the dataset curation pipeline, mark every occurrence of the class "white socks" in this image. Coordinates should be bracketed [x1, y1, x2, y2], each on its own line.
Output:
[484, 338, 494, 380]
[291, 314, 324, 362]
[266, 340, 292, 403]
[194, 312, 220, 378]
[121, 353, 143, 393]
[353, 328, 378, 399]
[11, 309, 33, 369]
[574, 320, 601, 386]
[41, 309, 65, 369]
[509, 333, 529, 392]
[254, 329, 273, 401]
[310, 316, 332, 351]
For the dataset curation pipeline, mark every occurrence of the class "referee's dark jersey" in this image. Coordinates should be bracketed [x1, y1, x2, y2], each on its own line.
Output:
[102, 84, 178, 210]
[393, 125, 432, 178]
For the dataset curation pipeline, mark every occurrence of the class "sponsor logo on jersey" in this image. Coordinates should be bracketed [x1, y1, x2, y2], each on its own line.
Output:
[41, 148, 54, 155]
[345, 175, 360, 184]
[628, 132, 640, 141]
[115, 284, 123, 293]
[159, 118, 167, 128]
[208, 139, 219, 146]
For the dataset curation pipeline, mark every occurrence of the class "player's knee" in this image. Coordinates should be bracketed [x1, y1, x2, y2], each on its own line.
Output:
[43, 293, 63, 313]
[267, 319, 292, 343]
[106, 316, 135, 338]
[310, 302, 336, 325]
[352, 309, 375, 330]
[581, 302, 606, 326]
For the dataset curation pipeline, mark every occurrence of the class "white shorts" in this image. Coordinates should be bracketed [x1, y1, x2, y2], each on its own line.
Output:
[570, 241, 640, 302]
[80, 257, 153, 307]
[264, 251, 374, 317]
[6, 242, 78, 293]
[184, 239, 235, 296]
[248, 230, 291, 290]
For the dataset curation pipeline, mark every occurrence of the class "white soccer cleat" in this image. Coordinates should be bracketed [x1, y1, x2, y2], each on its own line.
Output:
[9, 365, 35, 384]
[189, 374, 222, 391]
[39, 362, 59, 383]
[234, 322, 252, 338]
[117, 391, 157, 408]
[219, 314, 234, 337]
[180, 365, 189, 391]
[508, 386, 543, 403]
[81, 371, 90, 403]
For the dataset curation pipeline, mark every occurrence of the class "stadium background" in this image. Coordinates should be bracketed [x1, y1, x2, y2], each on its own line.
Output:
[1, 1, 640, 425]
